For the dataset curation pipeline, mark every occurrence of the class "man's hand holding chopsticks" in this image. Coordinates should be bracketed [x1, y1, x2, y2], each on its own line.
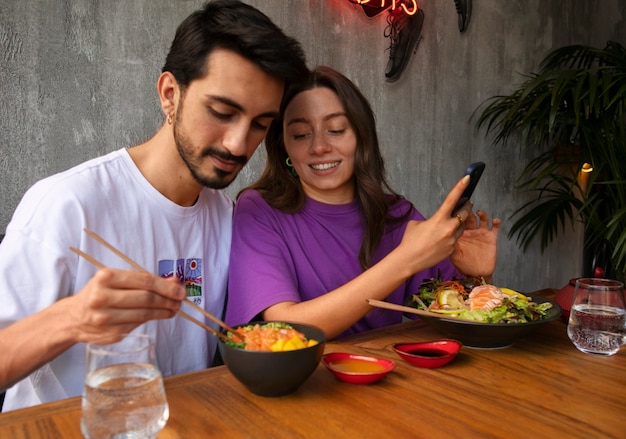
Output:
[68, 268, 186, 343]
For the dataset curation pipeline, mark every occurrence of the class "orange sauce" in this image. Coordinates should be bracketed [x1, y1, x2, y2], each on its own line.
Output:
[330, 359, 386, 374]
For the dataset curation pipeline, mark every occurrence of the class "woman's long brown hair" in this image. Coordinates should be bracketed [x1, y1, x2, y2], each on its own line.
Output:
[239, 66, 411, 270]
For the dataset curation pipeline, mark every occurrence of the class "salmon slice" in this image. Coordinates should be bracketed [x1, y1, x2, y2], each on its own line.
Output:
[467, 285, 505, 311]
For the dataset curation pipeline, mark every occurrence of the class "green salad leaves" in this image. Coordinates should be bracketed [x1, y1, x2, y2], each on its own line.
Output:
[410, 276, 554, 324]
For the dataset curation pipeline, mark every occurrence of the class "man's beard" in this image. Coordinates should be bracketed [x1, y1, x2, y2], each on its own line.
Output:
[173, 119, 248, 190]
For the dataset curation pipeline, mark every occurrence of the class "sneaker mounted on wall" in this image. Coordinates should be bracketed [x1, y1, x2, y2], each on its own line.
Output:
[454, 0, 471, 32]
[384, 7, 425, 83]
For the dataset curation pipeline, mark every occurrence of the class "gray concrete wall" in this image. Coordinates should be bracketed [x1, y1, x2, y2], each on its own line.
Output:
[1, 0, 624, 292]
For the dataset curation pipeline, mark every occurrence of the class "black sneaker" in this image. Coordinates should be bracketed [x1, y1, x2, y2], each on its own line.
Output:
[384, 8, 424, 83]
[453, 0, 471, 32]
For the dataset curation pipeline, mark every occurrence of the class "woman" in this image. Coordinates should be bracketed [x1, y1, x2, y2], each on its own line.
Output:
[225, 66, 500, 339]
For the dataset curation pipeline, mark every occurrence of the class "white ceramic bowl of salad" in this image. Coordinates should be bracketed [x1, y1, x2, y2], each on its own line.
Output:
[407, 278, 562, 348]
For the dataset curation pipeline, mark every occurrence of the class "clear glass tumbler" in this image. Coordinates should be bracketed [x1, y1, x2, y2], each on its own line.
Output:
[81, 333, 169, 439]
[567, 278, 625, 356]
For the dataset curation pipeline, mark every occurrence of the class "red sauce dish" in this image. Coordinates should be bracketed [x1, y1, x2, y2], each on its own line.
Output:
[322, 352, 396, 385]
[392, 339, 462, 368]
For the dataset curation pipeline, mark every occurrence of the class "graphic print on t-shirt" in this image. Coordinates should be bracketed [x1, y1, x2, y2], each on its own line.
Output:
[158, 258, 203, 305]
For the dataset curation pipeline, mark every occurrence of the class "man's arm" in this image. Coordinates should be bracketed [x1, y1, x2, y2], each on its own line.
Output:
[0, 268, 186, 392]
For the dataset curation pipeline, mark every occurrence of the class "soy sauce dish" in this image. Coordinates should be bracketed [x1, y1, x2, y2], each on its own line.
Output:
[392, 340, 462, 369]
[322, 352, 396, 385]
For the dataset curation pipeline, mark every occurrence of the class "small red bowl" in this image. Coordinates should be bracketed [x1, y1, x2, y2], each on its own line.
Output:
[392, 339, 462, 368]
[322, 352, 396, 385]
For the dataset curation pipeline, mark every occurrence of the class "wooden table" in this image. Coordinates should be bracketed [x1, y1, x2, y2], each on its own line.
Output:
[1, 315, 624, 438]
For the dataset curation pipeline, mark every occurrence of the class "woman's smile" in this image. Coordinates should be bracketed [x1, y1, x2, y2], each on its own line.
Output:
[310, 161, 341, 171]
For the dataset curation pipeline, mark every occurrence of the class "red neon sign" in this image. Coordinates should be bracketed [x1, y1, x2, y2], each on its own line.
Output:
[353, 0, 418, 15]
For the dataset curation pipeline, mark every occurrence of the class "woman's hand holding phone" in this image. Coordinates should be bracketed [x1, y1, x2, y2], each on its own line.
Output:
[397, 172, 483, 272]
[445, 162, 501, 278]
[451, 162, 485, 217]
[397, 164, 500, 278]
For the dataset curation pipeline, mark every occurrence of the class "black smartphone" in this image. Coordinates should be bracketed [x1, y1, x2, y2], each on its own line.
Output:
[451, 162, 485, 216]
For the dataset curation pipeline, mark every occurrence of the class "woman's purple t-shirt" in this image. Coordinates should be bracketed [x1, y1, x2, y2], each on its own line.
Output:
[225, 190, 459, 337]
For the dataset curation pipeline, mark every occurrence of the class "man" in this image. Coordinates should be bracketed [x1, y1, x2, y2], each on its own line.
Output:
[0, 0, 307, 411]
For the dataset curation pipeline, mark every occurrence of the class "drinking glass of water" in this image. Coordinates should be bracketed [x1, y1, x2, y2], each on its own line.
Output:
[567, 278, 625, 356]
[81, 333, 169, 439]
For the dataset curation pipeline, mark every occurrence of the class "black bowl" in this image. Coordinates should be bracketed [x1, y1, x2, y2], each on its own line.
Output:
[218, 321, 326, 396]
[410, 295, 562, 348]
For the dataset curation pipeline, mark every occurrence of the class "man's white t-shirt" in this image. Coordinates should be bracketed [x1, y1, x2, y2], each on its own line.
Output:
[0, 149, 233, 411]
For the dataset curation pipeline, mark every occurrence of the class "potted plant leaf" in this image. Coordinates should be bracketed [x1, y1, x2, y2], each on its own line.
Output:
[473, 41, 626, 282]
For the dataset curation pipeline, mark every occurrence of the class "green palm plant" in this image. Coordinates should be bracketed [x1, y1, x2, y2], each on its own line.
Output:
[473, 41, 626, 281]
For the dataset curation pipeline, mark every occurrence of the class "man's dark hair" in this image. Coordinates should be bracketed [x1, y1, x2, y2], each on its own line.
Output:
[162, 0, 307, 91]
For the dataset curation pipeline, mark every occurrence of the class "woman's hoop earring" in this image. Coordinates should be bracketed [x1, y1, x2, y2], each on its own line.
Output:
[285, 157, 298, 177]
[167, 113, 173, 125]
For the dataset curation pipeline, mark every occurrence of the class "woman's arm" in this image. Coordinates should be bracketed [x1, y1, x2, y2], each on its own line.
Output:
[259, 176, 484, 338]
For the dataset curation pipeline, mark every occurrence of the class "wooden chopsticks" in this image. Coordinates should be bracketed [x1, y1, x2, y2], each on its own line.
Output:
[367, 298, 478, 322]
[70, 228, 241, 343]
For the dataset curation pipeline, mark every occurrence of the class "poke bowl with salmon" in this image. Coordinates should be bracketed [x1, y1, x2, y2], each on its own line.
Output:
[218, 321, 326, 396]
[407, 276, 562, 348]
